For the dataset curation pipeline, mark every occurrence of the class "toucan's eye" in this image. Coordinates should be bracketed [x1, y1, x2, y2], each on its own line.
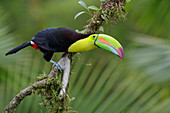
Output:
[92, 35, 96, 39]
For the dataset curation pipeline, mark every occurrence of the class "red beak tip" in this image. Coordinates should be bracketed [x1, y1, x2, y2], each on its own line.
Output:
[118, 47, 124, 62]
[117, 55, 123, 61]
[120, 56, 123, 61]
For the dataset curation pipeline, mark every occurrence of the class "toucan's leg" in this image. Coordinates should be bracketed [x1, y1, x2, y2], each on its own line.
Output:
[43, 51, 62, 72]
[50, 60, 62, 72]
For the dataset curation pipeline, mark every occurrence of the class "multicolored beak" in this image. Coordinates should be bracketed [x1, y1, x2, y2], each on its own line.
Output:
[94, 34, 124, 61]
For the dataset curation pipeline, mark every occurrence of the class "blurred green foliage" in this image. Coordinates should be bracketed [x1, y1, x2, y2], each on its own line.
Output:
[0, 0, 170, 113]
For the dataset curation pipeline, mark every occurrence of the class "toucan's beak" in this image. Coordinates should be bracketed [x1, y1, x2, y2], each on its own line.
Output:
[94, 34, 124, 61]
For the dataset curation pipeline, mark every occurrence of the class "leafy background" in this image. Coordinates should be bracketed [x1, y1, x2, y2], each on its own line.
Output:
[0, 0, 170, 113]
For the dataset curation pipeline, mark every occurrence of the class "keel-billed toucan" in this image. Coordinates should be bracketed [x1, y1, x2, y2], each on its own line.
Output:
[5, 27, 124, 71]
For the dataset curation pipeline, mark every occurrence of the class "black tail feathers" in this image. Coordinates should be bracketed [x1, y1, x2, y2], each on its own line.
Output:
[5, 41, 31, 56]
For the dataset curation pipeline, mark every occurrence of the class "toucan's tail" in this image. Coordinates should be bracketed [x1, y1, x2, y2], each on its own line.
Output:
[5, 41, 31, 56]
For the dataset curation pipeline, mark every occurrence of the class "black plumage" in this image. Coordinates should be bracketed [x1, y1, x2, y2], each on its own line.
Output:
[6, 27, 91, 62]
[5, 42, 31, 56]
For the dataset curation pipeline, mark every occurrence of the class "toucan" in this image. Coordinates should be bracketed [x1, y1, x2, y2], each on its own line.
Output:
[5, 27, 124, 71]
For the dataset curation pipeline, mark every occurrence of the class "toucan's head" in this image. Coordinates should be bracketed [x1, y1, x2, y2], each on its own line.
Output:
[90, 34, 124, 61]
[68, 33, 124, 61]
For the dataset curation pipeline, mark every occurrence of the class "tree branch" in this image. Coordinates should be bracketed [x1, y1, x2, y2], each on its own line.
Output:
[4, 53, 72, 113]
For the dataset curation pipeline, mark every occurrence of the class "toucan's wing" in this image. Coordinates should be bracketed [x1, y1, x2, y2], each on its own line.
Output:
[32, 28, 74, 52]
[32, 27, 91, 52]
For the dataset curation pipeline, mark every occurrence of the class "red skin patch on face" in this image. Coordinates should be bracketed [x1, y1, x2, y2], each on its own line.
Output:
[32, 43, 39, 50]
[98, 38, 120, 55]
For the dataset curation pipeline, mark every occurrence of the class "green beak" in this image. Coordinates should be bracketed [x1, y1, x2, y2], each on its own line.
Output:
[94, 34, 124, 61]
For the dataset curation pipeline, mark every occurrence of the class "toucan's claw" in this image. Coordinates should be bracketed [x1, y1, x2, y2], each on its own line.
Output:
[52, 63, 62, 72]
[50, 60, 62, 72]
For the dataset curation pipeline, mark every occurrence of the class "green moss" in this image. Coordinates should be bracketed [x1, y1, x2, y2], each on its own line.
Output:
[33, 73, 72, 113]
[36, 73, 48, 81]
[100, 0, 127, 24]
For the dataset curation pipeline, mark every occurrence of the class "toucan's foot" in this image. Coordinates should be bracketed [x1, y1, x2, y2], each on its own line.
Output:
[50, 60, 62, 72]
[52, 63, 62, 72]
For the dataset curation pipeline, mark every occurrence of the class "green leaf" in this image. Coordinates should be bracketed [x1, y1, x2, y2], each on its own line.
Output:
[126, 0, 131, 3]
[78, 1, 88, 9]
[100, 0, 105, 2]
[99, 9, 102, 14]
[74, 11, 86, 20]
[88, 6, 100, 11]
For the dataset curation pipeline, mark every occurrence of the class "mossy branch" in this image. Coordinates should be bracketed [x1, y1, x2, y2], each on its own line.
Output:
[4, 53, 73, 113]
[4, 0, 126, 113]
[85, 0, 126, 34]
